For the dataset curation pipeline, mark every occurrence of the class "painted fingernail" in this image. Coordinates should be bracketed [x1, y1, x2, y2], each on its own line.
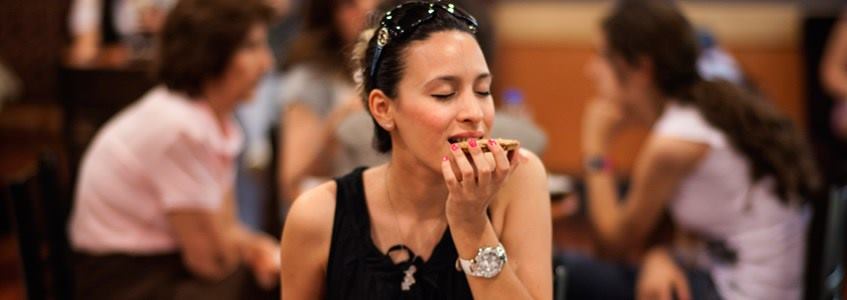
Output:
[469, 139, 477, 148]
[443, 155, 449, 161]
[488, 139, 496, 146]
[451, 144, 459, 151]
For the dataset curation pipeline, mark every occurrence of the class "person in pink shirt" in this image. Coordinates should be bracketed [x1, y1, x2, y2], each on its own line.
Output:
[68, 0, 280, 298]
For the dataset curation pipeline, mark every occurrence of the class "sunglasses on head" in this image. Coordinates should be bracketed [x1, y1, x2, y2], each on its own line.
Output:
[369, 1, 479, 82]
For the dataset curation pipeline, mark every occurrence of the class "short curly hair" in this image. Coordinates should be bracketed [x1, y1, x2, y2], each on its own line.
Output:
[154, 0, 274, 98]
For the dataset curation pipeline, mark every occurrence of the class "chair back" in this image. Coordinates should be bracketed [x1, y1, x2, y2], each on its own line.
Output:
[7, 153, 73, 300]
[819, 185, 846, 300]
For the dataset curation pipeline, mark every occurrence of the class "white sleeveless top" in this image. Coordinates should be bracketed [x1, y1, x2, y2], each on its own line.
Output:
[654, 101, 809, 300]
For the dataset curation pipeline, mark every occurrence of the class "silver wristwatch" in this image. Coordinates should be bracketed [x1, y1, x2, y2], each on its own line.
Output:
[455, 243, 508, 278]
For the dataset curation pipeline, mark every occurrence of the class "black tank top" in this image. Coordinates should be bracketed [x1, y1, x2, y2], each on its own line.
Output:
[325, 167, 473, 300]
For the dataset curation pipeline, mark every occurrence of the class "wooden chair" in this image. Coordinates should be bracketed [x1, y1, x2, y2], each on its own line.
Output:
[818, 185, 846, 300]
[6, 152, 73, 300]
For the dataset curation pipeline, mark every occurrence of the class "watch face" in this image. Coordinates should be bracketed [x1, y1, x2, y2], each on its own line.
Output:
[471, 247, 506, 278]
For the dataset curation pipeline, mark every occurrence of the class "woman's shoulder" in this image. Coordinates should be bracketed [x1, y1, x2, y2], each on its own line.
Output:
[280, 63, 337, 113]
[98, 87, 202, 154]
[282, 63, 331, 86]
[515, 149, 545, 174]
[496, 149, 548, 206]
[284, 181, 338, 244]
[511, 149, 546, 180]
[653, 101, 727, 148]
[137, 87, 206, 129]
[280, 181, 338, 285]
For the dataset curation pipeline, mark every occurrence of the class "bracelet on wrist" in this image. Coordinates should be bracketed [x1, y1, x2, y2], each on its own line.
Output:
[584, 155, 613, 173]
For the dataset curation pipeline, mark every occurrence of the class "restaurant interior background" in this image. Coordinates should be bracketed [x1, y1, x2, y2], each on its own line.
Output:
[0, 0, 845, 299]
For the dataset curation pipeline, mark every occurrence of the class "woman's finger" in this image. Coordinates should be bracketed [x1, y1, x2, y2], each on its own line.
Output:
[441, 155, 460, 191]
[450, 143, 475, 184]
[487, 138, 511, 180]
[467, 139, 491, 187]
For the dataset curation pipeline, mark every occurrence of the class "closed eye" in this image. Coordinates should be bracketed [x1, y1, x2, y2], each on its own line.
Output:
[432, 93, 456, 100]
[475, 91, 491, 97]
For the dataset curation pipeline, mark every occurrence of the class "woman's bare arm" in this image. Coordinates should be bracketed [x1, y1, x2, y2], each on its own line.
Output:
[280, 181, 336, 299]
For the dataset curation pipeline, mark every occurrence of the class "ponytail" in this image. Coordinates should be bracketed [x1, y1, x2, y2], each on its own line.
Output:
[680, 80, 821, 203]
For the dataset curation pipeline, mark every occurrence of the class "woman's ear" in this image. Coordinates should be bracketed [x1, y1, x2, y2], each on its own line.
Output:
[368, 89, 395, 130]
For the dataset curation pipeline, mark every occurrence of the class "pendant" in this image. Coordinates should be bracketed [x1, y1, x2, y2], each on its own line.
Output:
[401, 264, 417, 291]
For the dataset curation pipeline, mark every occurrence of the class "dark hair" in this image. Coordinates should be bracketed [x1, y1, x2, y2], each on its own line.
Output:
[284, 0, 356, 79]
[353, 1, 480, 153]
[602, 0, 820, 202]
[154, 0, 274, 98]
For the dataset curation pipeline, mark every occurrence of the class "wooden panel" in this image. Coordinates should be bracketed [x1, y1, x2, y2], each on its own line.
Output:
[493, 1, 799, 49]
[494, 44, 647, 175]
[730, 49, 806, 127]
[0, 0, 71, 102]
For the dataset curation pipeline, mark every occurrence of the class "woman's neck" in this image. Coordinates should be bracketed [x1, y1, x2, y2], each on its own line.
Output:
[636, 92, 667, 127]
[201, 86, 237, 136]
[385, 151, 449, 221]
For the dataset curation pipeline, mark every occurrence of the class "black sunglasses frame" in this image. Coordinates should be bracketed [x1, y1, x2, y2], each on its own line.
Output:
[368, 1, 479, 82]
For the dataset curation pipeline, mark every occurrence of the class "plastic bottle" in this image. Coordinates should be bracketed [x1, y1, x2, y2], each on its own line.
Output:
[500, 88, 532, 120]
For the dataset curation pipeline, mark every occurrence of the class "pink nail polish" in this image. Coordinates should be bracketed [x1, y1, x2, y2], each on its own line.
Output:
[469, 139, 477, 148]
[488, 139, 496, 146]
[451, 144, 459, 151]
[443, 156, 449, 161]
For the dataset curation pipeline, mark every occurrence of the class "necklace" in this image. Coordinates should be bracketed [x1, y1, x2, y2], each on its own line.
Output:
[384, 165, 418, 291]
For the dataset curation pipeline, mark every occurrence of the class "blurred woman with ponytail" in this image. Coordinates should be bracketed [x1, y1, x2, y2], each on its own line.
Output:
[578, 1, 820, 299]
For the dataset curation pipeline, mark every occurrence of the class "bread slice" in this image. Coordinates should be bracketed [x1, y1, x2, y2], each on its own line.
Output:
[456, 138, 519, 153]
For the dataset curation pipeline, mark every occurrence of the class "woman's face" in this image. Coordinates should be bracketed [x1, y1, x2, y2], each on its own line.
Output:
[216, 23, 274, 105]
[335, 0, 380, 44]
[586, 34, 655, 120]
[389, 30, 494, 172]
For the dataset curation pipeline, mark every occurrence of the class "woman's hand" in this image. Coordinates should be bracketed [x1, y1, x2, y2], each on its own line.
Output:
[244, 235, 281, 289]
[636, 248, 690, 300]
[582, 97, 626, 155]
[441, 139, 522, 231]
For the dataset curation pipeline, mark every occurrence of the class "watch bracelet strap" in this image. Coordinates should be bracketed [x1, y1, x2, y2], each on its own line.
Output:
[454, 243, 506, 273]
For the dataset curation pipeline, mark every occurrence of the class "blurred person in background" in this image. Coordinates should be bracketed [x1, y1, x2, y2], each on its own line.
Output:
[280, 2, 551, 298]
[231, 0, 298, 233]
[277, 0, 383, 203]
[66, 0, 289, 66]
[66, 0, 176, 65]
[68, 0, 280, 298]
[571, 1, 820, 299]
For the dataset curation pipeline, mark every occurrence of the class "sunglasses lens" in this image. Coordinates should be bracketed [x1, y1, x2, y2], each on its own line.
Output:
[372, 2, 479, 81]
[381, 2, 478, 37]
[442, 3, 477, 27]
[382, 3, 434, 36]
